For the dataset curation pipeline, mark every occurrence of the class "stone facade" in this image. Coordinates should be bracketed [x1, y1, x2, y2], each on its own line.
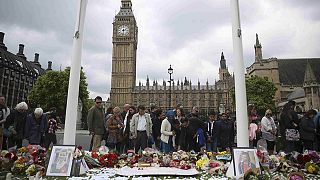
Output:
[246, 34, 320, 111]
[110, 0, 234, 113]
[0, 32, 52, 108]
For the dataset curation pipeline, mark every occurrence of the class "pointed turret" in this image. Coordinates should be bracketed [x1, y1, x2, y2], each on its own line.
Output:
[220, 52, 226, 69]
[146, 76, 149, 86]
[304, 61, 317, 84]
[254, 33, 262, 62]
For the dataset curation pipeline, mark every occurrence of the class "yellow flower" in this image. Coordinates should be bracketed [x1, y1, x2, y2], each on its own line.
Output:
[217, 151, 226, 155]
[18, 147, 27, 154]
[307, 165, 316, 173]
[196, 158, 209, 169]
[207, 152, 213, 157]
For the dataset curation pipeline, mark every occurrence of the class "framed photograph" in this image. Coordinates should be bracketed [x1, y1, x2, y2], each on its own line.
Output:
[232, 148, 260, 176]
[46, 145, 75, 176]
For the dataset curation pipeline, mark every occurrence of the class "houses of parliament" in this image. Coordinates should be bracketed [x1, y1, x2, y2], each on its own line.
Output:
[110, 0, 234, 113]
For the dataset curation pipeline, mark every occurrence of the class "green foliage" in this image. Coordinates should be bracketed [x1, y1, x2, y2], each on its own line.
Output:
[230, 76, 277, 114]
[28, 68, 89, 122]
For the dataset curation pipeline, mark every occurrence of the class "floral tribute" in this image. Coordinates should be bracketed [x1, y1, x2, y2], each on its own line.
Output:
[0, 145, 46, 177]
[2, 144, 320, 179]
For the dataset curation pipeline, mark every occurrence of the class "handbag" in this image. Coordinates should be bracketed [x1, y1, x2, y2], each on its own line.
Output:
[285, 129, 300, 141]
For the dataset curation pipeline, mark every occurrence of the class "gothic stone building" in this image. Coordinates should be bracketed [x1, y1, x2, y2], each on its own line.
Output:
[0, 32, 52, 108]
[246, 34, 320, 111]
[110, 0, 234, 113]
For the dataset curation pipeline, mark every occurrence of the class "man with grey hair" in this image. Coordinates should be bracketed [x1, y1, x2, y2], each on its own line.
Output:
[25, 108, 47, 146]
[4, 102, 28, 149]
[0, 95, 10, 150]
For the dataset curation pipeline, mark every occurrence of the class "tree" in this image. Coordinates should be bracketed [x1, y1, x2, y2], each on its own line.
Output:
[230, 76, 277, 115]
[28, 67, 89, 125]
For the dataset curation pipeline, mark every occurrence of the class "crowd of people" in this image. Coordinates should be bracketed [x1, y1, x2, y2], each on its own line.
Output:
[88, 97, 320, 155]
[0, 95, 60, 151]
[1, 93, 320, 156]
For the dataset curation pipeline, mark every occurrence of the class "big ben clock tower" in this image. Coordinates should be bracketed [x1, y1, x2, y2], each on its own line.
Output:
[110, 0, 138, 107]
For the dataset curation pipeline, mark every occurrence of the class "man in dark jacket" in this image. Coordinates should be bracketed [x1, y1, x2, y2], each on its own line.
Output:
[205, 111, 219, 152]
[186, 114, 205, 152]
[5, 105, 28, 149]
[216, 113, 234, 151]
[87, 96, 104, 150]
[300, 109, 317, 150]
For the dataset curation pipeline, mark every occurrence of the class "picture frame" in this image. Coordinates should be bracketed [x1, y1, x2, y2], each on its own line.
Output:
[46, 145, 75, 176]
[232, 147, 261, 176]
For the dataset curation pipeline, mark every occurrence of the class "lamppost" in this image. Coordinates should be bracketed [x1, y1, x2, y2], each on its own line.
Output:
[168, 65, 173, 109]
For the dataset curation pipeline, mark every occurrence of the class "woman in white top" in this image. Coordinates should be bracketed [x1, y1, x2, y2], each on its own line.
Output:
[261, 109, 277, 154]
[160, 111, 175, 153]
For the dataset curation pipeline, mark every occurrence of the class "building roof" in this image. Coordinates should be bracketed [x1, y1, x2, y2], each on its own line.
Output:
[277, 58, 320, 85]
[287, 87, 305, 100]
[0, 47, 40, 77]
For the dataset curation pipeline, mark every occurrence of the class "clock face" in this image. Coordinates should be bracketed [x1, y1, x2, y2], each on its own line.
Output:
[117, 25, 129, 36]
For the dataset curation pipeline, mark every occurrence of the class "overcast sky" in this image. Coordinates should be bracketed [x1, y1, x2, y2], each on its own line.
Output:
[1, 0, 319, 99]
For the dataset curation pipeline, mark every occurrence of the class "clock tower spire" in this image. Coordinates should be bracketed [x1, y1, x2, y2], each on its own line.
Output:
[110, 0, 138, 107]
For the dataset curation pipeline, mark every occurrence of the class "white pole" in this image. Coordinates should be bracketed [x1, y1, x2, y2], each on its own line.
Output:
[63, 0, 88, 145]
[230, 0, 249, 147]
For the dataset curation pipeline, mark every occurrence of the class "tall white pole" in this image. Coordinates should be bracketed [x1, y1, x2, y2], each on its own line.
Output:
[63, 0, 88, 145]
[230, 0, 249, 147]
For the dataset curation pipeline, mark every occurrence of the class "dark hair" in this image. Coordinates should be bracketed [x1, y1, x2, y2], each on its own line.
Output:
[247, 104, 256, 115]
[0, 94, 4, 98]
[177, 107, 185, 116]
[305, 109, 317, 117]
[106, 107, 113, 114]
[129, 105, 136, 112]
[150, 104, 157, 111]
[137, 105, 146, 111]
[288, 100, 296, 107]
[155, 108, 163, 116]
[221, 113, 228, 117]
[208, 110, 216, 116]
[95, 96, 102, 101]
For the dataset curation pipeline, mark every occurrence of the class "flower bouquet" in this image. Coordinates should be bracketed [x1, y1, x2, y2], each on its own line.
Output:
[287, 172, 305, 180]
[305, 162, 319, 174]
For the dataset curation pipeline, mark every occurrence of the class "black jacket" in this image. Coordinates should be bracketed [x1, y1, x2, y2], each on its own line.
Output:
[299, 117, 315, 141]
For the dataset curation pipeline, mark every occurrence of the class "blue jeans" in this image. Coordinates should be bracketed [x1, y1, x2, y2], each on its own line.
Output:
[206, 138, 218, 152]
[160, 140, 171, 153]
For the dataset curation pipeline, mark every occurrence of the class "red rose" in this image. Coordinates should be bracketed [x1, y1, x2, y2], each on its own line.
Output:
[77, 146, 83, 150]
[303, 155, 312, 165]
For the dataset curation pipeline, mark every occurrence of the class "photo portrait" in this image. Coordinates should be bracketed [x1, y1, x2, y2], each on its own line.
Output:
[233, 148, 260, 176]
[46, 145, 75, 176]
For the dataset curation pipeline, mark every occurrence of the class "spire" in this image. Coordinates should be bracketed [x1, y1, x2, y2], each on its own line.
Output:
[254, 33, 262, 62]
[255, 33, 261, 46]
[304, 61, 317, 84]
[146, 76, 149, 86]
[220, 52, 226, 69]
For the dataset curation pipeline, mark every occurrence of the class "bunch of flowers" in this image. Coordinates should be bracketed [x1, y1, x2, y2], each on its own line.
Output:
[25, 164, 37, 176]
[5, 145, 47, 176]
[196, 154, 210, 170]
[98, 152, 118, 168]
[305, 162, 319, 174]
[0, 150, 16, 172]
